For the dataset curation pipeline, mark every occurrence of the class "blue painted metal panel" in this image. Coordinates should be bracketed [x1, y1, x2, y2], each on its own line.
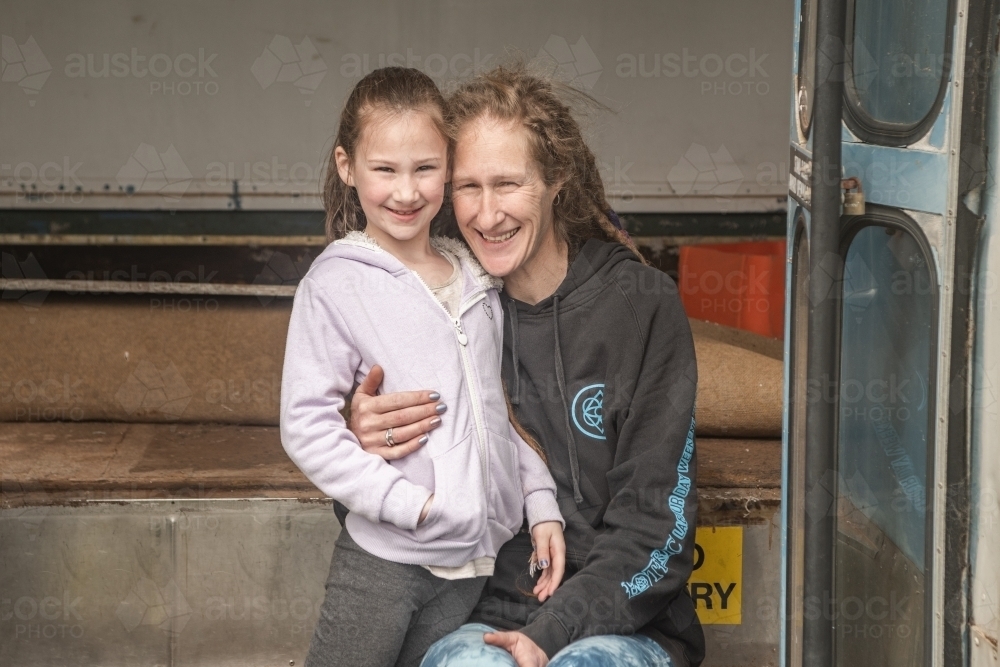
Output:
[841, 143, 949, 215]
[927, 88, 950, 149]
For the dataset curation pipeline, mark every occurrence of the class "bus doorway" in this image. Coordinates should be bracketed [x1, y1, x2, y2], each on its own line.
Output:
[783, 0, 991, 665]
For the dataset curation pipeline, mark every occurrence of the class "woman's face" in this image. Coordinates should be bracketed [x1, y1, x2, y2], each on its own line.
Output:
[451, 116, 563, 279]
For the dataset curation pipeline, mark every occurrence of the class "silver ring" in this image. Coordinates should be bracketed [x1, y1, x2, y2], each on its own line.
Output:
[385, 428, 396, 447]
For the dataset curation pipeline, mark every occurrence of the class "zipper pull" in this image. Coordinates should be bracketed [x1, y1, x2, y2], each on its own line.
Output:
[454, 319, 468, 346]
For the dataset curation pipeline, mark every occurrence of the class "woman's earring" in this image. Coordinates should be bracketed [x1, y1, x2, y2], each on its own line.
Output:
[554, 192, 562, 206]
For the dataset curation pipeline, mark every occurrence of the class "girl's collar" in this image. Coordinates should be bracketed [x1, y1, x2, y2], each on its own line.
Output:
[335, 231, 503, 291]
[335, 230, 383, 252]
[430, 236, 503, 292]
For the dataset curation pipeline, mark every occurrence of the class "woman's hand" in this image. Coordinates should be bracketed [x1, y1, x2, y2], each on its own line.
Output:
[349, 365, 446, 460]
[530, 521, 566, 602]
[484, 631, 548, 667]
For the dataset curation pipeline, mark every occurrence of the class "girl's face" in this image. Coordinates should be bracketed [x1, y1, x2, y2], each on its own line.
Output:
[336, 109, 448, 246]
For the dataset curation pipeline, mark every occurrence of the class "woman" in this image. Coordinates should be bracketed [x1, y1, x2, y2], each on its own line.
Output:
[346, 64, 703, 667]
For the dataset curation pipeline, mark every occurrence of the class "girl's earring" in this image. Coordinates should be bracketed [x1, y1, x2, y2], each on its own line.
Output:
[554, 192, 561, 206]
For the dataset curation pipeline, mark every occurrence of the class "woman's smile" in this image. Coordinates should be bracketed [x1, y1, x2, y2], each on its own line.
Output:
[480, 227, 520, 243]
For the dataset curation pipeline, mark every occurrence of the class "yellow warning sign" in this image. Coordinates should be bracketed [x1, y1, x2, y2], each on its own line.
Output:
[686, 526, 743, 624]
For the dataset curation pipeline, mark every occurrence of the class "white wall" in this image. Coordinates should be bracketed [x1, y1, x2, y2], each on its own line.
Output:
[0, 0, 793, 213]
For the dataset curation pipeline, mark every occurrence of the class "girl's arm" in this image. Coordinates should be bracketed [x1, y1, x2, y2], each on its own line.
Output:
[508, 419, 565, 601]
[280, 277, 433, 531]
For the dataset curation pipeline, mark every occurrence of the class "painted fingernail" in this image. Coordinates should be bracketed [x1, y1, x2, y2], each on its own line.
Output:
[429, 392, 441, 400]
[436, 403, 447, 414]
[539, 559, 549, 569]
[418, 435, 429, 445]
[429, 417, 442, 427]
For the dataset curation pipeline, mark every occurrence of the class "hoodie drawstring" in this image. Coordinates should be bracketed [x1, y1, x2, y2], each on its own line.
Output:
[506, 300, 521, 406]
[553, 295, 584, 505]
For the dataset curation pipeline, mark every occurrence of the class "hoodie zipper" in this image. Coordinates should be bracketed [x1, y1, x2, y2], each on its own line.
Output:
[453, 295, 490, 492]
[411, 271, 491, 495]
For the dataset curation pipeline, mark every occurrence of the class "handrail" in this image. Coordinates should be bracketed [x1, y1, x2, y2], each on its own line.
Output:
[803, 0, 848, 664]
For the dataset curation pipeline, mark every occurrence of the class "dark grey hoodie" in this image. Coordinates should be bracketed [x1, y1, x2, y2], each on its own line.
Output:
[469, 238, 704, 665]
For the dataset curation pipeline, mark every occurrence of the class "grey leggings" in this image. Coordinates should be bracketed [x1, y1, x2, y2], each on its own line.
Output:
[306, 528, 487, 667]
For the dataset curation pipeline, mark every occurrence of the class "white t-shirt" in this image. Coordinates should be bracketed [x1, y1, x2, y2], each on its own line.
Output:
[427, 248, 464, 318]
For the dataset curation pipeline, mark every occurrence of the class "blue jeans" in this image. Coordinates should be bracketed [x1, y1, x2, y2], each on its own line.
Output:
[420, 623, 674, 667]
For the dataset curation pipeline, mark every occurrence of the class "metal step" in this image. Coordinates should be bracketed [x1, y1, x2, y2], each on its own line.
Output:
[1, 423, 781, 666]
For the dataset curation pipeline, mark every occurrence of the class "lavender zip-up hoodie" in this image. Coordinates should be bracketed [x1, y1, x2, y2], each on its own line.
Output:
[280, 233, 563, 567]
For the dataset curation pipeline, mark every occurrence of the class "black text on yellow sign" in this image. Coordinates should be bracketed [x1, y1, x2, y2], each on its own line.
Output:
[685, 526, 743, 624]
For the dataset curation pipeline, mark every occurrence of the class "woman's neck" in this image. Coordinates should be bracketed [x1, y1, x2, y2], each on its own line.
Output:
[504, 234, 570, 306]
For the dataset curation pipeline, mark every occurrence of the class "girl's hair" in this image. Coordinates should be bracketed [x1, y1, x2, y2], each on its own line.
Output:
[323, 67, 450, 242]
[445, 62, 643, 261]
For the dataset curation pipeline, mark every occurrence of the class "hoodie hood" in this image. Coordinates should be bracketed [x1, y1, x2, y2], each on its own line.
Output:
[325, 231, 504, 297]
[517, 239, 639, 314]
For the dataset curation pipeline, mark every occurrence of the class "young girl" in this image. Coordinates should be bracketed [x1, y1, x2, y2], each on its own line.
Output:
[280, 67, 565, 667]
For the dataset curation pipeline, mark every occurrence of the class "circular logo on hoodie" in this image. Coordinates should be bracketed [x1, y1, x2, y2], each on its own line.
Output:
[571, 383, 606, 440]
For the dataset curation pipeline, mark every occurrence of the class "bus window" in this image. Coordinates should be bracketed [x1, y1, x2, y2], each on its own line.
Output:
[845, 0, 951, 144]
[835, 223, 935, 666]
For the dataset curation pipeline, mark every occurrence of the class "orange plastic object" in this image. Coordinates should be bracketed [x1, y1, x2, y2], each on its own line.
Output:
[679, 241, 786, 339]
